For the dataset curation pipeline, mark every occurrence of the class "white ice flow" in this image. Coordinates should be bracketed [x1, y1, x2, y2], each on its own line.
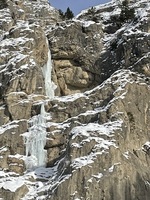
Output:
[42, 39, 56, 99]
[23, 40, 56, 169]
[23, 104, 47, 169]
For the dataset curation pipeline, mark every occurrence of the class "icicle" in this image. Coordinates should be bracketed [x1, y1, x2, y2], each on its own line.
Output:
[42, 39, 57, 99]
[23, 104, 47, 169]
[40, 103, 46, 117]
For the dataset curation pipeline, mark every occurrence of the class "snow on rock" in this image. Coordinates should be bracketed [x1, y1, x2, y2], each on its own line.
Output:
[70, 120, 122, 170]
[82, 20, 95, 27]
[1, 177, 25, 192]
[142, 141, 150, 153]
[0, 122, 19, 135]
[0, 0, 150, 199]
[123, 151, 130, 159]
[71, 121, 122, 139]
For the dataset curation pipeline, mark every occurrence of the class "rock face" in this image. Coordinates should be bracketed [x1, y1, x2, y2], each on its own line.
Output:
[47, 21, 104, 95]
[0, 0, 60, 100]
[0, 0, 150, 200]
[47, 71, 150, 200]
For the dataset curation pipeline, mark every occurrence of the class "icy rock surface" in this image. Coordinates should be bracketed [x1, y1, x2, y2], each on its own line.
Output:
[0, 0, 150, 200]
[23, 104, 47, 169]
[42, 40, 56, 99]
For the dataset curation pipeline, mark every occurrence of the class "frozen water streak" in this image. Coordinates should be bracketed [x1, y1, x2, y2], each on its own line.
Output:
[23, 104, 47, 169]
[42, 41, 56, 99]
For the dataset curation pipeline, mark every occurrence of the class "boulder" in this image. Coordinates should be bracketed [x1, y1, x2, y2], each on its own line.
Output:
[5, 92, 32, 120]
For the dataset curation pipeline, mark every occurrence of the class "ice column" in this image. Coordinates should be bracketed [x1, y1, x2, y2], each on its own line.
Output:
[42, 40, 56, 99]
[23, 104, 47, 169]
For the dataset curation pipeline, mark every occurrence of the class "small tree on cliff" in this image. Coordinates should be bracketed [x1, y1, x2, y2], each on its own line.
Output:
[119, 0, 135, 22]
[65, 7, 74, 20]
[0, 0, 8, 9]
[87, 6, 98, 22]
[58, 9, 65, 20]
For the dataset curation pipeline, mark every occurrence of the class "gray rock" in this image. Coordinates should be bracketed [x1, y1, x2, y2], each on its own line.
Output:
[0, 0, 150, 199]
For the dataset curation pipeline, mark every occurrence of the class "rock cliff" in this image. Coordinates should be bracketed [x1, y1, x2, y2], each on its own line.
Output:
[0, 0, 150, 199]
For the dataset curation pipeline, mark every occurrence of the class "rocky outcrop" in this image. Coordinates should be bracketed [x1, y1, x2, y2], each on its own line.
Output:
[0, 119, 27, 174]
[0, 0, 150, 200]
[0, 0, 149, 98]
[46, 0, 150, 95]
[47, 20, 104, 95]
[0, 183, 28, 200]
[46, 70, 150, 200]
[0, 0, 60, 100]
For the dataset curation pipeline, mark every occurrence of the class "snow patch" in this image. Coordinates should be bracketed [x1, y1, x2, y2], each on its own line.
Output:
[92, 173, 103, 179]
[72, 154, 94, 169]
[71, 121, 122, 139]
[0, 121, 19, 135]
[109, 165, 114, 173]
[1, 178, 24, 192]
[82, 20, 95, 27]
[70, 120, 122, 170]
[123, 151, 129, 159]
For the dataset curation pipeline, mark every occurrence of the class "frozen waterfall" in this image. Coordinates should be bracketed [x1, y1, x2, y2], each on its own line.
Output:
[42, 40, 56, 99]
[23, 104, 47, 169]
[23, 40, 55, 169]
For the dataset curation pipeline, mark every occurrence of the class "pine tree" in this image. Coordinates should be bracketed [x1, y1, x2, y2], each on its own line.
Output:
[58, 9, 65, 20]
[65, 7, 74, 20]
[87, 7, 96, 15]
[119, 0, 135, 22]
[0, 0, 8, 9]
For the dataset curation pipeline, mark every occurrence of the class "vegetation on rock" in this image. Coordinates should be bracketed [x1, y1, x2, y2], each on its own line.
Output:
[119, 0, 135, 22]
[87, 6, 99, 22]
[58, 7, 74, 20]
[0, 0, 7, 9]
[65, 7, 74, 19]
